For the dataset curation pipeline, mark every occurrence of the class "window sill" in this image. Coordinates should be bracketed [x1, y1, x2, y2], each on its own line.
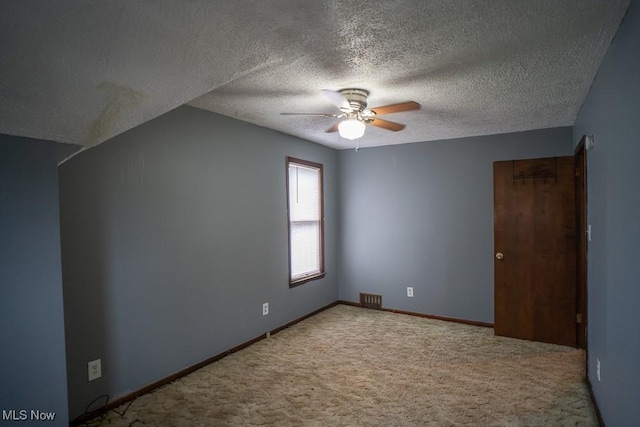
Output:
[289, 272, 326, 288]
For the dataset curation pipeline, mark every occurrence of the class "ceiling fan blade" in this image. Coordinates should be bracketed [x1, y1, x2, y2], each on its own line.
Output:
[280, 112, 340, 118]
[369, 118, 406, 132]
[326, 123, 340, 133]
[321, 89, 351, 110]
[369, 101, 420, 116]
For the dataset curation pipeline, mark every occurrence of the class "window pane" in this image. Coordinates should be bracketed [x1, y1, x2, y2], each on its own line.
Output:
[290, 221, 320, 279]
[288, 165, 319, 221]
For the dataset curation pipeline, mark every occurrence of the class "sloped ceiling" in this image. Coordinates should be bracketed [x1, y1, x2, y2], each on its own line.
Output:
[0, 1, 630, 150]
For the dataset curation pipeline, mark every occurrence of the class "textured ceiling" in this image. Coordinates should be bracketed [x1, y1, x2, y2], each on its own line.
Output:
[0, 1, 631, 150]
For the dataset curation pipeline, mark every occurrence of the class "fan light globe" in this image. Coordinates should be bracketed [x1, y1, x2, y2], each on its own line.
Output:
[338, 119, 365, 140]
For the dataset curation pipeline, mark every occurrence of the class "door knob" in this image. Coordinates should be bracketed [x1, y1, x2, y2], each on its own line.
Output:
[496, 252, 504, 260]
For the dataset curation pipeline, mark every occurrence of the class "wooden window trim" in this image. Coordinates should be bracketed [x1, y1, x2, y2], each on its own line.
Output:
[286, 157, 325, 288]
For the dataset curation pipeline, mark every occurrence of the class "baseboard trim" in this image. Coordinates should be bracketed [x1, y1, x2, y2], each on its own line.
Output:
[70, 300, 339, 426]
[586, 375, 605, 427]
[337, 300, 494, 328]
[339, 300, 361, 307]
[271, 301, 339, 335]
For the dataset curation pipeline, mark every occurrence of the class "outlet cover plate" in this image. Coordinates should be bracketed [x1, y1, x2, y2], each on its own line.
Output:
[263, 302, 269, 316]
[407, 287, 414, 297]
[88, 359, 101, 381]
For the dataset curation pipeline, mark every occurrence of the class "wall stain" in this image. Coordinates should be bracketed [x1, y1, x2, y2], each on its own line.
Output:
[88, 82, 146, 145]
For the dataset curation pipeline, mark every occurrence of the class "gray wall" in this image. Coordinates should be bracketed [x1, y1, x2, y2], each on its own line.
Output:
[574, 1, 640, 424]
[338, 127, 573, 323]
[59, 106, 340, 420]
[0, 135, 79, 426]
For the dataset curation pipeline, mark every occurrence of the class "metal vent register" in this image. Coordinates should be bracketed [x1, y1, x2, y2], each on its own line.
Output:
[359, 293, 382, 310]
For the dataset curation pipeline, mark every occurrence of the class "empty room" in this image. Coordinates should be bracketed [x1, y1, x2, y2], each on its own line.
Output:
[1, 1, 639, 426]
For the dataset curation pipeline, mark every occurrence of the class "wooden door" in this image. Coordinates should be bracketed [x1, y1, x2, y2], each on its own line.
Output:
[494, 157, 577, 346]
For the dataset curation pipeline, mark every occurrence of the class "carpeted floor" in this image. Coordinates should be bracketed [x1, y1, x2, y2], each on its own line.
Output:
[87, 304, 597, 426]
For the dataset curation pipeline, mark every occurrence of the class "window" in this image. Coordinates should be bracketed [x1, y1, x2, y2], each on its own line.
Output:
[286, 157, 324, 286]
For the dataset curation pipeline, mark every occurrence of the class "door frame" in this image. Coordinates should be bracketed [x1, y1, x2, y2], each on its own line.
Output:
[575, 137, 588, 350]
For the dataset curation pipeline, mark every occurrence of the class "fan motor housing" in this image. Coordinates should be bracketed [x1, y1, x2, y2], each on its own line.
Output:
[339, 88, 369, 112]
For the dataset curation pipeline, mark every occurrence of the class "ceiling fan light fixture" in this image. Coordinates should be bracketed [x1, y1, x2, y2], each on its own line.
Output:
[281, 88, 419, 140]
[338, 119, 365, 140]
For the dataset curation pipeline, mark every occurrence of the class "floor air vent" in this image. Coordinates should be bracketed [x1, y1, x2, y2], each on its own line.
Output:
[359, 293, 382, 310]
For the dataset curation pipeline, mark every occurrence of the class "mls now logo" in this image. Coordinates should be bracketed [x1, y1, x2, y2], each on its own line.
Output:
[2, 409, 56, 421]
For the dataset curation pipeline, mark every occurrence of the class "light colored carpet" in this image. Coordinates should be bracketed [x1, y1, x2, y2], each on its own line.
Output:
[88, 304, 597, 426]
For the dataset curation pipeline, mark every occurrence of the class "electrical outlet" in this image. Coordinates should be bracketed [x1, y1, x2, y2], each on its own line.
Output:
[596, 358, 601, 382]
[407, 287, 414, 297]
[263, 302, 269, 316]
[88, 359, 101, 381]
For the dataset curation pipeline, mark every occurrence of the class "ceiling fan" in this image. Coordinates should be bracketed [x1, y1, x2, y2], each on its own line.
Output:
[281, 89, 420, 140]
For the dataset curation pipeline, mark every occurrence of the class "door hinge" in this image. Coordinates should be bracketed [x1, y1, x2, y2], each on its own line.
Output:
[576, 313, 582, 324]
[575, 167, 581, 177]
